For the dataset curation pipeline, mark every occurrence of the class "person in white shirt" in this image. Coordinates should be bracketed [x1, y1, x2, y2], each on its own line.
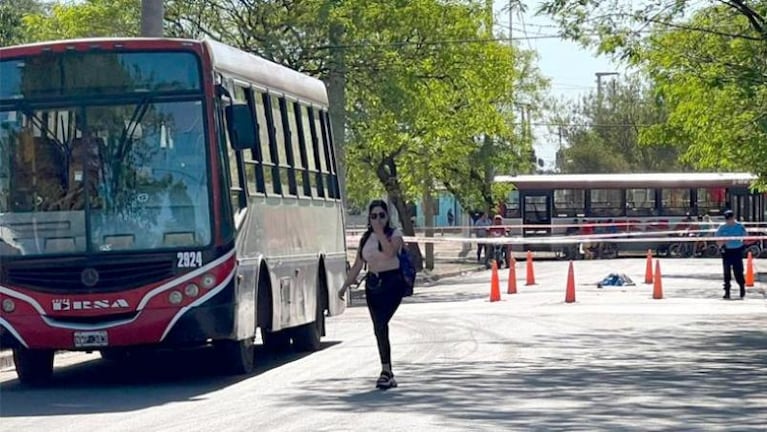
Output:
[338, 200, 405, 389]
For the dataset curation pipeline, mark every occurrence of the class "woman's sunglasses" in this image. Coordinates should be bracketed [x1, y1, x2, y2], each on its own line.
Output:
[370, 212, 387, 220]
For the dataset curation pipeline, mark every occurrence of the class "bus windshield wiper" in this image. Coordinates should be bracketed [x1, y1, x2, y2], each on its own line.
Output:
[115, 97, 151, 161]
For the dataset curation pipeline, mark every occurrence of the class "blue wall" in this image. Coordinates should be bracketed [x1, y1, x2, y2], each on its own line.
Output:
[414, 192, 464, 227]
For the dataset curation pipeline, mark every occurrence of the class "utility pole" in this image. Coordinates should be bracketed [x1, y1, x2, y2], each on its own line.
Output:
[328, 22, 348, 210]
[141, 0, 164, 37]
[509, 0, 513, 43]
[596, 72, 619, 101]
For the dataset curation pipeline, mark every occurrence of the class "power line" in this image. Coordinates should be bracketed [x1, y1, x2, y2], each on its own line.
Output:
[527, 121, 663, 128]
[314, 33, 589, 50]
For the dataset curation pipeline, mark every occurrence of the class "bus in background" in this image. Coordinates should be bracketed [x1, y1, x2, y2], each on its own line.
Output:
[494, 173, 766, 257]
[0, 38, 347, 385]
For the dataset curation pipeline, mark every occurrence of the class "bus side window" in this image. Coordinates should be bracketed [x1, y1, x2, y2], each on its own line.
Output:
[219, 91, 247, 217]
[262, 94, 282, 195]
[244, 88, 266, 194]
[270, 95, 294, 196]
[318, 110, 339, 199]
[308, 107, 326, 198]
[299, 104, 319, 198]
[291, 102, 311, 197]
[279, 97, 298, 196]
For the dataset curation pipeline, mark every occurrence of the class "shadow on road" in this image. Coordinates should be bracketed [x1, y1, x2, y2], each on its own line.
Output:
[0, 341, 340, 417]
[347, 289, 486, 308]
[282, 324, 767, 431]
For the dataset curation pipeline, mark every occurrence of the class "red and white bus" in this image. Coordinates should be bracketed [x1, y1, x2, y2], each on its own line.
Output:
[0, 38, 347, 384]
[495, 172, 766, 256]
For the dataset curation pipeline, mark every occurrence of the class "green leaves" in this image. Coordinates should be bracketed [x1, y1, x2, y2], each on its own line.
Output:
[19, 0, 141, 41]
[553, 76, 683, 173]
[542, 0, 767, 186]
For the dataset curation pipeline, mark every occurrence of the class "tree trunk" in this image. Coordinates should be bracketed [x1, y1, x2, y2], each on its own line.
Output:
[422, 182, 435, 271]
[327, 21, 347, 209]
[141, 0, 164, 37]
[375, 156, 424, 270]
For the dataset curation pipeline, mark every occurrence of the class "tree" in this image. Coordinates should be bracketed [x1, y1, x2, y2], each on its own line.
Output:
[638, 6, 767, 181]
[341, 2, 545, 228]
[163, 0, 546, 224]
[20, 0, 140, 40]
[552, 76, 684, 173]
[0, 0, 42, 46]
[539, 0, 767, 186]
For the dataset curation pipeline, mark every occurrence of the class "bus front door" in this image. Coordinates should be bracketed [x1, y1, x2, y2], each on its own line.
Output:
[521, 192, 552, 251]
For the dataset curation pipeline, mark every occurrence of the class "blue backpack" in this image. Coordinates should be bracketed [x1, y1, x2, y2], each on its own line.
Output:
[398, 244, 417, 297]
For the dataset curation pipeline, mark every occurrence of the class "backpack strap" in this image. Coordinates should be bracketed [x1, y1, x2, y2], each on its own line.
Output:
[357, 230, 373, 268]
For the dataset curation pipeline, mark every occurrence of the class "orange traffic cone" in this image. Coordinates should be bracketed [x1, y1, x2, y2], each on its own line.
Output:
[508, 256, 518, 294]
[490, 260, 501, 302]
[745, 251, 754, 287]
[644, 249, 654, 284]
[525, 250, 536, 286]
[565, 261, 575, 303]
[653, 260, 663, 300]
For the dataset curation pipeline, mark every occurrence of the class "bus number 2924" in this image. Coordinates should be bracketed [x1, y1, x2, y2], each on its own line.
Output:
[177, 251, 203, 268]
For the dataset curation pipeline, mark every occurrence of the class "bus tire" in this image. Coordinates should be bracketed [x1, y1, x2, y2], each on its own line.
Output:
[99, 349, 132, 363]
[258, 272, 292, 353]
[702, 244, 719, 258]
[261, 328, 291, 353]
[744, 244, 761, 259]
[13, 348, 54, 386]
[218, 338, 255, 375]
[292, 268, 326, 352]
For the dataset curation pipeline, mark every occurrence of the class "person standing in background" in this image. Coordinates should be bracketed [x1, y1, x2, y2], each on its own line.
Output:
[715, 210, 748, 299]
[474, 213, 491, 263]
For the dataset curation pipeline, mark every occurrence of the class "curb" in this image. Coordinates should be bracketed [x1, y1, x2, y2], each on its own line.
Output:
[417, 266, 486, 284]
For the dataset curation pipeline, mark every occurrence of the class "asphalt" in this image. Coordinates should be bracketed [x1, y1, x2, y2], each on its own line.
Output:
[1, 257, 766, 431]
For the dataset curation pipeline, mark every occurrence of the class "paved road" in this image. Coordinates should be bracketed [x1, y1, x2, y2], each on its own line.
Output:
[1, 258, 766, 431]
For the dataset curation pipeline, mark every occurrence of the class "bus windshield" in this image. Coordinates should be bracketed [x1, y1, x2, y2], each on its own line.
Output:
[0, 100, 211, 256]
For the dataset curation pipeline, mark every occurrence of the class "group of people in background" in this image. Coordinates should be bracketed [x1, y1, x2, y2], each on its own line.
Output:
[468, 209, 751, 300]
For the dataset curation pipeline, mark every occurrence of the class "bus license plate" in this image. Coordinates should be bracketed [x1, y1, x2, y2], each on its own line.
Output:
[74, 331, 108, 348]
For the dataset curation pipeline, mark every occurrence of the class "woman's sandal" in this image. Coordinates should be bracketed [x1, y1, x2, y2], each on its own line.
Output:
[376, 371, 397, 390]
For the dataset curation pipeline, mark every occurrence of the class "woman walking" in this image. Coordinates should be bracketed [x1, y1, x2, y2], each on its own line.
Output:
[338, 200, 405, 390]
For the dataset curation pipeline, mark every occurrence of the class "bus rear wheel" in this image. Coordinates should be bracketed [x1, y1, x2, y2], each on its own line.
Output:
[13, 348, 54, 386]
[218, 338, 254, 375]
[292, 271, 326, 352]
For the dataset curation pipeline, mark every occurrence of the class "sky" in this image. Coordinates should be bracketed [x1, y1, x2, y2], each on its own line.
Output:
[492, 0, 623, 170]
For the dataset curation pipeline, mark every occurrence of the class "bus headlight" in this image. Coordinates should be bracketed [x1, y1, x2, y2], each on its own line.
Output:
[168, 291, 183, 305]
[2, 299, 15, 313]
[201, 274, 216, 289]
[184, 283, 200, 298]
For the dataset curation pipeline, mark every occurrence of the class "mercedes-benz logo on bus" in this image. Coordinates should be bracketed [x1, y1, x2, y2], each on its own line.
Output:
[81, 268, 100, 287]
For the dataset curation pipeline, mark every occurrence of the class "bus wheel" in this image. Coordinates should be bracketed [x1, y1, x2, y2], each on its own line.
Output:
[218, 338, 254, 375]
[292, 270, 326, 352]
[99, 348, 132, 362]
[744, 244, 761, 259]
[13, 348, 54, 386]
[703, 244, 720, 258]
[261, 328, 291, 353]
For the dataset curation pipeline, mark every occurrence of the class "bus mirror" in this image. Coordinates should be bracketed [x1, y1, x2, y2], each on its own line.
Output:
[224, 104, 256, 151]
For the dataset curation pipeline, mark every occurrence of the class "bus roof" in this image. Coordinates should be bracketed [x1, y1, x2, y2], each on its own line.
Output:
[494, 172, 757, 189]
[202, 38, 329, 107]
[0, 37, 329, 108]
